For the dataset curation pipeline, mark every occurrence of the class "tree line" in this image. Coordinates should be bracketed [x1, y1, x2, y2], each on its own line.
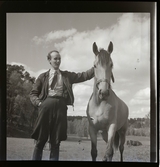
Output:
[67, 115, 150, 138]
[67, 116, 89, 138]
[6, 64, 150, 138]
[7, 64, 37, 137]
[127, 114, 150, 137]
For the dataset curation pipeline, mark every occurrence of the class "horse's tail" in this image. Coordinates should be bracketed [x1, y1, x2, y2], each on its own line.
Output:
[113, 132, 119, 152]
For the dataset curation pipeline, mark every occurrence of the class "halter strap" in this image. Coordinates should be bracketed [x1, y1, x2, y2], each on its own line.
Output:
[96, 78, 110, 90]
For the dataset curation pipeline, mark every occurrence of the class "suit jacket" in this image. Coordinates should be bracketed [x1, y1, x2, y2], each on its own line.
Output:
[29, 67, 94, 107]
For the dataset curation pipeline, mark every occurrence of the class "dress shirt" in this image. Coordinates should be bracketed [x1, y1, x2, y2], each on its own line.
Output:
[48, 68, 63, 97]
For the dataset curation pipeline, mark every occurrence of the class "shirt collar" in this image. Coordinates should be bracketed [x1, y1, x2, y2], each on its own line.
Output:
[49, 68, 60, 75]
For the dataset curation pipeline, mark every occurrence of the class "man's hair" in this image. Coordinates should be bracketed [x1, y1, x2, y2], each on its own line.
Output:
[47, 50, 59, 60]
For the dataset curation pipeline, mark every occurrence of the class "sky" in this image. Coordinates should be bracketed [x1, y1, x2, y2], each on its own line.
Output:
[7, 13, 150, 118]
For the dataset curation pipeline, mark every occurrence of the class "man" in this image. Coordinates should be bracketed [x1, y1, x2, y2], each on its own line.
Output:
[30, 50, 94, 160]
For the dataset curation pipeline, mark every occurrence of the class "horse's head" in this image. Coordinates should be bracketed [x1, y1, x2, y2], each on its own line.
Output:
[93, 41, 114, 100]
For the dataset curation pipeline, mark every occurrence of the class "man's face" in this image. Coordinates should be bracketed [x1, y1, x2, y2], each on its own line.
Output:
[49, 52, 61, 70]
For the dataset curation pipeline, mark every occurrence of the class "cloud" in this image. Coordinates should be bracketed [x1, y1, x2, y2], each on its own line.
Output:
[134, 87, 150, 100]
[73, 83, 93, 107]
[32, 28, 77, 45]
[64, 82, 93, 116]
[129, 87, 150, 118]
[9, 62, 47, 79]
[129, 87, 150, 106]
[31, 13, 150, 76]
[73, 84, 92, 96]
[113, 89, 130, 98]
[130, 107, 150, 118]
[10, 61, 27, 67]
[129, 99, 149, 106]
[32, 69, 48, 79]
[32, 36, 44, 45]
[45, 29, 77, 42]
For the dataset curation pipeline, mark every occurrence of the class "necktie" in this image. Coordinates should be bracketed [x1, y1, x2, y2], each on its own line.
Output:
[51, 71, 58, 90]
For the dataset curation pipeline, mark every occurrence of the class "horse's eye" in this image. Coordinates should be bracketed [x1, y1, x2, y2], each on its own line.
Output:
[94, 64, 96, 68]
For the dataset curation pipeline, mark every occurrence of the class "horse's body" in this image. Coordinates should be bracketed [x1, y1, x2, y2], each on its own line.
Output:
[87, 42, 129, 161]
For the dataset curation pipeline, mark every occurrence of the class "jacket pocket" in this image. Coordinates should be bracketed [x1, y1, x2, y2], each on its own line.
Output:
[38, 78, 48, 101]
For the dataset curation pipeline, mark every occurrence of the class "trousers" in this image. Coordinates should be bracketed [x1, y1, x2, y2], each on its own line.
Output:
[31, 97, 68, 160]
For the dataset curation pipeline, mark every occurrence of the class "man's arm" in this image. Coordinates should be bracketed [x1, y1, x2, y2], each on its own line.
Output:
[68, 67, 94, 84]
[29, 76, 42, 107]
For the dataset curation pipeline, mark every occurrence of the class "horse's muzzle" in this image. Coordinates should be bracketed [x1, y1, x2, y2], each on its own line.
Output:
[99, 89, 109, 100]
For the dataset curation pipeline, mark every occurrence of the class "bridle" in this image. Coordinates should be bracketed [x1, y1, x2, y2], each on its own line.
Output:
[94, 50, 112, 91]
[95, 78, 111, 90]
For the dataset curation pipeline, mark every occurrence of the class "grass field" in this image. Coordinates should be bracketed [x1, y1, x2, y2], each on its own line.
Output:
[7, 135, 150, 162]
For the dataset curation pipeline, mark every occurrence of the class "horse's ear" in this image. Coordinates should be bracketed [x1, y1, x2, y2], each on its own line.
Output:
[111, 72, 115, 83]
[107, 41, 113, 54]
[93, 42, 99, 56]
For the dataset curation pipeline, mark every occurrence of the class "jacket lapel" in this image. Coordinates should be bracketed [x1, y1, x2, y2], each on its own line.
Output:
[44, 70, 50, 95]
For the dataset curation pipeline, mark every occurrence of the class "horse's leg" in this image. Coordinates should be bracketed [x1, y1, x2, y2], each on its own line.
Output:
[118, 121, 128, 162]
[103, 123, 116, 161]
[118, 130, 124, 162]
[89, 125, 98, 161]
[101, 130, 108, 143]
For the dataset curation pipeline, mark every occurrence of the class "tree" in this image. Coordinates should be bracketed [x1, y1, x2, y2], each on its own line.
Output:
[144, 112, 150, 127]
[81, 117, 89, 138]
[7, 70, 24, 123]
[7, 64, 37, 137]
[67, 120, 75, 134]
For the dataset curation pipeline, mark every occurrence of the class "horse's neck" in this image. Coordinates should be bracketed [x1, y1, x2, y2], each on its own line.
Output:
[92, 79, 101, 105]
[93, 78, 98, 95]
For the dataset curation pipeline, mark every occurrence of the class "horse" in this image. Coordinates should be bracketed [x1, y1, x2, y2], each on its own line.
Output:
[86, 41, 129, 161]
